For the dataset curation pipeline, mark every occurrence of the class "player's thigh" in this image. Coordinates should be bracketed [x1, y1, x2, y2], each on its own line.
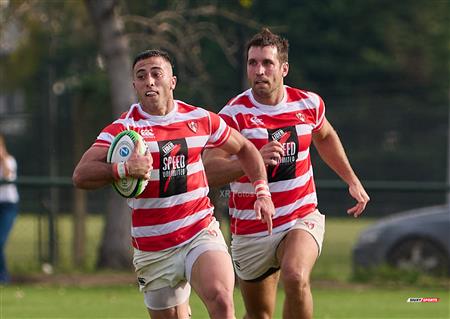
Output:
[189, 250, 235, 299]
[277, 229, 319, 278]
[238, 271, 279, 316]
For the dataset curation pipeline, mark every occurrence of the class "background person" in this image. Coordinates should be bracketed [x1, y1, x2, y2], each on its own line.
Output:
[203, 28, 370, 319]
[73, 49, 274, 319]
[0, 134, 19, 284]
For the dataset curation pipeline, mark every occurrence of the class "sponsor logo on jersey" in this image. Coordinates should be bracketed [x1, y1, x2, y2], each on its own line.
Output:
[250, 116, 264, 126]
[267, 126, 299, 182]
[158, 139, 188, 197]
[271, 129, 285, 141]
[140, 128, 155, 138]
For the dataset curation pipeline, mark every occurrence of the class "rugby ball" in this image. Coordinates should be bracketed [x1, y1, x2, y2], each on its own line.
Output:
[107, 130, 148, 198]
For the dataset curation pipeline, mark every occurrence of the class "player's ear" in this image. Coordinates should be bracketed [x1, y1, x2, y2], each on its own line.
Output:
[171, 76, 177, 90]
[282, 62, 289, 78]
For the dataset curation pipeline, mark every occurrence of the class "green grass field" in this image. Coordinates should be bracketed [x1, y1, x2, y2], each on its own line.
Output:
[2, 284, 448, 318]
[3, 215, 449, 318]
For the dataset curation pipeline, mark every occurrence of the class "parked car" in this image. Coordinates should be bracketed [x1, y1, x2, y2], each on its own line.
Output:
[352, 205, 450, 276]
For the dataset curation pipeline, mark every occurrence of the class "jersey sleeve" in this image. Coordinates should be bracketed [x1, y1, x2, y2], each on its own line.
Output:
[309, 92, 326, 132]
[218, 106, 239, 131]
[92, 122, 125, 148]
[205, 111, 231, 148]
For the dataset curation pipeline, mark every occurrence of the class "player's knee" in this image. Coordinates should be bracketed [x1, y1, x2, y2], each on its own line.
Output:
[204, 286, 234, 314]
[212, 289, 234, 310]
[282, 268, 310, 292]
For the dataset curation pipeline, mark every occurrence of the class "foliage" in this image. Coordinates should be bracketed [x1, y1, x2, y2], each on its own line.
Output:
[2, 0, 447, 183]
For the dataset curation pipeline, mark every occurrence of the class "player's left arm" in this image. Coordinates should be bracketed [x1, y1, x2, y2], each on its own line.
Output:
[312, 118, 370, 217]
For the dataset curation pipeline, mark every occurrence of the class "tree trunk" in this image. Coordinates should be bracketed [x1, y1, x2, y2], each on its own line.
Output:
[85, 0, 135, 269]
[72, 95, 86, 267]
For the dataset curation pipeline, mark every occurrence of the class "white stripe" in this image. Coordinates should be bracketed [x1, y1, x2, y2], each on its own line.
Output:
[146, 161, 204, 181]
[230, 192, 317, 220]
[208, 117, 229, 145]
[187, 161, 204, 176]
[186, 135, 209, 148]
[306, 92, 320, 107]
[230, 167, 314, 193]
[296, 124, 314, 136]
[132, 187, 209, 209]
[223, 95, 319, 118]
[132, 208, 212, 237]
[240, 128, 268, 140]
[96, 132, 114, 144]
[315, 110, 325, 129]
[146, 141, 160, 153]
[297, 149, 309, 161]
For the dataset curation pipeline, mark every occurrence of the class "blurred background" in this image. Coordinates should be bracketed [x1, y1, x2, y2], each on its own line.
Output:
[0, 0, 448, 279]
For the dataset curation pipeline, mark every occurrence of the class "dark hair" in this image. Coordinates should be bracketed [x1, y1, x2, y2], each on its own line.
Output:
[246, 28, 289, 63]
[132, 49, 174, 70]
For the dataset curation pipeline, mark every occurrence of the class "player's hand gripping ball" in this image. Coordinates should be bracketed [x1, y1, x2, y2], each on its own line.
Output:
[107, 130, 148, 198]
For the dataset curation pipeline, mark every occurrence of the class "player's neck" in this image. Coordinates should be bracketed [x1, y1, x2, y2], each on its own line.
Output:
[141, 98, 175, 116]
[252, 88, 284, 106]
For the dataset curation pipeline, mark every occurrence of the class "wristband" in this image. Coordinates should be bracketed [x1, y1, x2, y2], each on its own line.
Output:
[117, 162, 128, 179]
[112, 162, 129, 180]
[253, 179, 271, 198]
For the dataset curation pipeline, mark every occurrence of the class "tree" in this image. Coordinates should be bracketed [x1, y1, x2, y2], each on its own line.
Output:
[84, 0, 135, 269]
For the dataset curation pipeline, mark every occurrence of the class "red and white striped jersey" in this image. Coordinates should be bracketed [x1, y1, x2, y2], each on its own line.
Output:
[93, 101, 231, 251]
[219, 86, 325, 236]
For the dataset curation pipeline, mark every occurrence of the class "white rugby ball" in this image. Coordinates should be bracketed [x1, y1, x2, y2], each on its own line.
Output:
[107, 130, 148, 198]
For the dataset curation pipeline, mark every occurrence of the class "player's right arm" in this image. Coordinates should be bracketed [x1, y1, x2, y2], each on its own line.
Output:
[73, 140, 152, 190]
[72, 146, 115, 189]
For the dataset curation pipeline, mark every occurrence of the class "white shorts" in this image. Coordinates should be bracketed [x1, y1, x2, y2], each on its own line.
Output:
[133, 218, 229, 310]
[231, 209, 325, 281]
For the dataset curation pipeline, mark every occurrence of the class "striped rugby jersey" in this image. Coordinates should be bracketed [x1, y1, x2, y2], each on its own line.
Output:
[219, 86, 325, 236]
[94, 101, 231, 251]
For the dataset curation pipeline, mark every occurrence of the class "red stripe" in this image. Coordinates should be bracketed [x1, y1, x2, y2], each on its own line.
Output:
[231, 178, 316, 210]
[137, 169, 208, 198]
[237, 112, 311, 130]
[209, 125, 231, 148]
[187, 170, 208, 192]
[285, 87, 310, 102]
[218, 113, 237, 130]
[227, 94, 252, 107]
[230, 203, 316, 235]
[132, 196, 211, 226]
[132, 215, 213, 251]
